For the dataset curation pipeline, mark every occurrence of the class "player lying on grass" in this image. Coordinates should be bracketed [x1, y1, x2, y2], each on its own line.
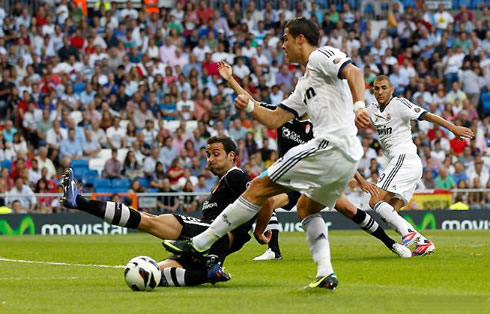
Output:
[362, 75, 474, 256]
[61, 135, 257, 287]
[217, 60, 411, 260]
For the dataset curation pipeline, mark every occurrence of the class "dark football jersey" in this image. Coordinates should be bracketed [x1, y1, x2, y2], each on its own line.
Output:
[201, 167, 251, 222]
[260, 103, 314, 157]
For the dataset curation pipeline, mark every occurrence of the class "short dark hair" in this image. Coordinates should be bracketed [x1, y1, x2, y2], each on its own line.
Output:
[207, 135, 237, 161]
[285, 17, 319, 46]
[374, 75, 391, 84]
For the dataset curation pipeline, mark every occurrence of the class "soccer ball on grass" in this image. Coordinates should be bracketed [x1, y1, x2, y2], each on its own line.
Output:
[124, 256, 161, 291]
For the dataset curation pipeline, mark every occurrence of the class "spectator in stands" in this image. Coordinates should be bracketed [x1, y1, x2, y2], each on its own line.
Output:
[106, 116, 126, 149]
[122, 150, 143, 180]
[102, 148, 122, 179]
[59, 128, 83, 160]
[181, 180, 198, 212]
[453, 162, 469, 186]
[82, 129, 102, 158]
[156, 178, 180, 212]
[435, 168, 456, 189]
[1, 168, 14, 191]
[35, 147, 56, 179]
[144, 147, 160, 178]
[8, 176, 36, 210]
[28, 159, 41, 186]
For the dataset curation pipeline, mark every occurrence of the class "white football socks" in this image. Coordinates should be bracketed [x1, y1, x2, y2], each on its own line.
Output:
[374, 201, 411, 236]
[302, 213, 334, 278]
[193, 196, 261, 251]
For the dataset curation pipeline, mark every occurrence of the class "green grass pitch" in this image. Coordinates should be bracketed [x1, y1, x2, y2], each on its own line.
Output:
[0, 231, 489, 314]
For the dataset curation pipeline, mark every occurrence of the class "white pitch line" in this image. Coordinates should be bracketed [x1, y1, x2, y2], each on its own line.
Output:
[0, 277, 80, 281]
[0, 257, 125, 269]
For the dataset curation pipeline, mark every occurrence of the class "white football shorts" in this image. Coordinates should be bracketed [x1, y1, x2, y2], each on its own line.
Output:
[267, 137, 359, 208]
[376, 153, 423, 205]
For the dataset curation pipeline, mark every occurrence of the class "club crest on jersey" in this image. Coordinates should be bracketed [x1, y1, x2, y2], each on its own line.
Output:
[386, 113, 391, 121]
[333, 58, 341, 64]
[414, 107, 421, 113]
[305, 124, 311, 134]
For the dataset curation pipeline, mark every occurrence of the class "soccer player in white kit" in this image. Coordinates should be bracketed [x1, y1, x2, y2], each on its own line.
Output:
[162, 17, 371, 290]
[365, 76, 474, 256]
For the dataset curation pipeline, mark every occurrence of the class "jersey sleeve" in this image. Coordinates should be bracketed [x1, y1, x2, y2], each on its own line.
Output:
[279, 86, 306, 119]
[396, 97, 428, 121]
[307, 47, 352, 80]
[226, 170, 251, 196]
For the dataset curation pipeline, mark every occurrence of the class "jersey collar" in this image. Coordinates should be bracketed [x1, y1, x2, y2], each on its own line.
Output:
[379, 96, 394, 112]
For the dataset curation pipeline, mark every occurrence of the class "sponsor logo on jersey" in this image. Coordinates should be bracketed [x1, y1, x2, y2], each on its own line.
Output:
[305, 124, 311, 134]
[282, 127, 306, 144]
[202, 201, 218, 211]
[377, 126, 393, 135]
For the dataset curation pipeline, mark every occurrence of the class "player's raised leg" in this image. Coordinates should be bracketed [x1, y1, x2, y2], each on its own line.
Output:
[61, 168, 183, 240]
[163, 175, 290, 256]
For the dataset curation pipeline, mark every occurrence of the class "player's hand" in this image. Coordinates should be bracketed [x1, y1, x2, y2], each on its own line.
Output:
[254, 230, 271, 245]
[355, 108, 370, 129]
[217, 60, 233, 81]
[235, 94, 250, 111]
[451, 126, 474, 139]
[360, 181, 379, 198]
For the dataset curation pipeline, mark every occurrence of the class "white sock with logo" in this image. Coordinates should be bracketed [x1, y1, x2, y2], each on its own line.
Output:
[373, 201, 410, 236]
[302, 213, 333, 278]
[192, 196, 260, 251]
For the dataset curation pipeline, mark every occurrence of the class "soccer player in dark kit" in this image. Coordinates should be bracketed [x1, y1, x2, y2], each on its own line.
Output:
[61, 135, 254, 287]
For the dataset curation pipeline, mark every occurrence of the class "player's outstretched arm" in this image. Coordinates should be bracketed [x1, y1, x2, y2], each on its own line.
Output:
[217, 60, 260, 106]
[342, 64, 370, 128]
[235, 94, 294, 129]
[354, 172, 379, 198]
[422, 112, 474, 139]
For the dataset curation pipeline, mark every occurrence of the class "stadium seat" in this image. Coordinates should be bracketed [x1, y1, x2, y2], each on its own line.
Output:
[82, 169, 99, 186]
[481, 92, 490, 115]
[95, 186, 113, 193]
[73, 167, 88, 179]
[111, 178, 130, 188]
[94, 178, 112, 189]
[138, 177, 151, 188]
[1, 160, 12, 171]
[71, 159, 89, 169]
[111, 187, 129, 194]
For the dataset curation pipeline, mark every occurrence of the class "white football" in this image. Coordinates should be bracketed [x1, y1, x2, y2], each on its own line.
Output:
[124, 256, 161, 291]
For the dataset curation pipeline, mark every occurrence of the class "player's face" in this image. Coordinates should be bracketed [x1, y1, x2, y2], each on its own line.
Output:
[206, 142, 234, 177]
[282, 28, 300, 63]
[373, 79, 394, 106]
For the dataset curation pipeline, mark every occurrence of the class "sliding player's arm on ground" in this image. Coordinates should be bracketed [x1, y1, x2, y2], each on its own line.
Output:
[421, 112, 474, 139]
[254, 193, 290, 244]
[218, 61, 260, 106]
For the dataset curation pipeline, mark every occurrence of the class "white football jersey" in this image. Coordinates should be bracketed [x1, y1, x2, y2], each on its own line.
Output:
[280, 46, 363, 162]
[367, 97, 427, 159]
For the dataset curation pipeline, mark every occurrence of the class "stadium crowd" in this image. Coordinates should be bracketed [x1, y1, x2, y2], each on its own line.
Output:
[0, 0, 488, 214]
